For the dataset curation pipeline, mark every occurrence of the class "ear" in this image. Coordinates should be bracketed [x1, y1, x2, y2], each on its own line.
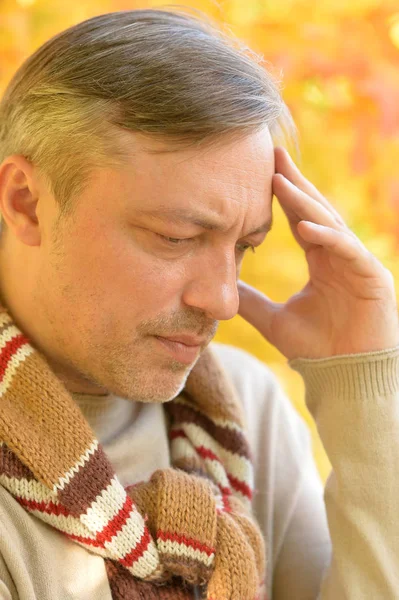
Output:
[0, 155, 42, 247]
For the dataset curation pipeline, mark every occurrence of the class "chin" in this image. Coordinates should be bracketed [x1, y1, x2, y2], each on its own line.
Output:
[152, 371, 190, 403]
[114, 369, 190, 404]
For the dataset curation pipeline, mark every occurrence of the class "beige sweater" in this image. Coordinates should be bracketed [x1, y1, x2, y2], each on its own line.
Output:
[0, 341, 398, 600]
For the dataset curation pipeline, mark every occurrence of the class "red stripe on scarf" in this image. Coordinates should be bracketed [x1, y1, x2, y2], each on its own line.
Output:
[169, 430, 186, 440]
[170, 428, 253, 500]
[0, 333, 30, 381]
[16, 496, 70, 516]
[16, 491, 134, 544]
[95, 493, 134, 545]
[18, 492, 153, 566]
[120, 525, 153, 568]
[157, 530, 215, 556]
[65, 512, 153, 568]
[227, 473, 253, 500]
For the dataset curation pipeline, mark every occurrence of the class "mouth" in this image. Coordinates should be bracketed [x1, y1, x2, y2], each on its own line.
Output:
[154, 335, 204, 364]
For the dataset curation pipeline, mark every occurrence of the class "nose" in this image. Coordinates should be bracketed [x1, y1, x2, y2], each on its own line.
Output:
[181, 251, 240, 321]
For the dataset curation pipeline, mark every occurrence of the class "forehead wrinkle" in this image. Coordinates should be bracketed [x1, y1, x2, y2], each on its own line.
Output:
[205, 175, 267, 197]
[205, 160, 274, 177]
[134, 206, 273, 236]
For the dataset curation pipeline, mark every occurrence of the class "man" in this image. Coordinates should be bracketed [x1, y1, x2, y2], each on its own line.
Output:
[0, 7, 398, 600]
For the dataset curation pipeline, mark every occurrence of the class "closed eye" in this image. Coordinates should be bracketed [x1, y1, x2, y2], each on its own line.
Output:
[159, 235, 256, 252]
[158, 235, 190, 245]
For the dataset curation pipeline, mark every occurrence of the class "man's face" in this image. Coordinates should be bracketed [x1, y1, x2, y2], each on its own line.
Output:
[28, 128, 274, 401]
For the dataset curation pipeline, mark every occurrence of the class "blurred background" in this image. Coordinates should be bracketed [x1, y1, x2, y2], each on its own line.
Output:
[2, 0, 399, 483]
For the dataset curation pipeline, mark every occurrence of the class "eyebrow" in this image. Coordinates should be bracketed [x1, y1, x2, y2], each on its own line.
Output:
[135, 207, 273, 236]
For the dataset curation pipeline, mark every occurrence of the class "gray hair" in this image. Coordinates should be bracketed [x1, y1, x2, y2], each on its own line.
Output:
[0, 6, 297, 236]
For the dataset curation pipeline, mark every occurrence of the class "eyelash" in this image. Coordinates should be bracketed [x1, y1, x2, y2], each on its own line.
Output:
[159, 235, 256, 254]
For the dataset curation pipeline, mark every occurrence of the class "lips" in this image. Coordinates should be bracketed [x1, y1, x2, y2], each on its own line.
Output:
[154, 335, 203, 364]
[156, 334, 206, 347]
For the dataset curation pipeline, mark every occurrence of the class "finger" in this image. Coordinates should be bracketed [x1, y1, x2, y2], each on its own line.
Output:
[298, 221, 377, 277]
[273, 174, 343, 232]
[274, 147, 346, 227]
[237, 280, 281, 342]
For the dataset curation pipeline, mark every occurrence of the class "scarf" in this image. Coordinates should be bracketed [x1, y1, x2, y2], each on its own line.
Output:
[0, 306, 268, 600]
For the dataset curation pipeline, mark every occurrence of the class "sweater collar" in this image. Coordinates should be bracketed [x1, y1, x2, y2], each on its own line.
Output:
[72, 392, 142, 446]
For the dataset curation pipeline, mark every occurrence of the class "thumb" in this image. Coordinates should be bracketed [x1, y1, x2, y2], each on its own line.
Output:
[237, 280, 281, 344]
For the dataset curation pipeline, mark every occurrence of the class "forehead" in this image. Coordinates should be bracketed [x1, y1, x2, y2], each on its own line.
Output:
[100, 129, 274, 229]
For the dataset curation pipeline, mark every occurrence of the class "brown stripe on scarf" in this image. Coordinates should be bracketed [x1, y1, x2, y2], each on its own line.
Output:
[159, 554, 213, 584]
[105, 561, 196, 599]
[0, 444, 36, 481]
[57, 444, 115, 515]
[166, 401, 251, 459]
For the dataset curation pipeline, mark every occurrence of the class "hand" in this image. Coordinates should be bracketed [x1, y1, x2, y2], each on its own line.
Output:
[237, 147, 399, 360]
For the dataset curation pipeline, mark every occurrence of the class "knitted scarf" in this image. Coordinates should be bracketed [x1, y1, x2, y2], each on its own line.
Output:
[0, 306, 268, 600]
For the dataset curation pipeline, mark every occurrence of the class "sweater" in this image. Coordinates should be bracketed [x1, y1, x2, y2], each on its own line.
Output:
[0, 341, 398, 599]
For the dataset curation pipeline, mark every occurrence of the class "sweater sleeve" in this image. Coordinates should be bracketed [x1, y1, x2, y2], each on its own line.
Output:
[288, 345, 399, 599]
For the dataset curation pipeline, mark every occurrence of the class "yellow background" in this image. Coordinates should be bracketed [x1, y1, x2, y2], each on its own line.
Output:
[2, 0, 399, 483]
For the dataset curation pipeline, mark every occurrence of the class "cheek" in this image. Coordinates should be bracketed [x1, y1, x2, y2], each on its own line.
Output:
[63, 221, 193, 313]
[130, 258, 190, 310]
[86, 246, 190, 316]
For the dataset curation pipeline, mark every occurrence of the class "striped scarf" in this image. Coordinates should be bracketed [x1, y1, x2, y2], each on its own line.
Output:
[0, 306, 267, 599]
